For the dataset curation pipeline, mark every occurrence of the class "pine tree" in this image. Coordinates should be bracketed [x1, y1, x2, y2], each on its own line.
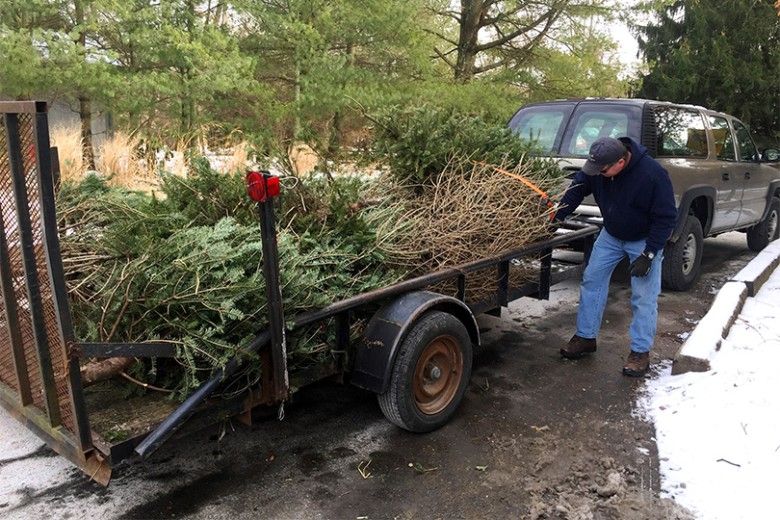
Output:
[638, 0, 780, 143]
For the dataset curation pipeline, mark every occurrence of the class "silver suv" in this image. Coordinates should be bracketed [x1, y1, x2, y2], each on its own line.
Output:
[509, 98, 780, 291]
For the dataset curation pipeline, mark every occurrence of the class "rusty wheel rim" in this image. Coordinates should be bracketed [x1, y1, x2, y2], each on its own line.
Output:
[412, 335, 463, 415]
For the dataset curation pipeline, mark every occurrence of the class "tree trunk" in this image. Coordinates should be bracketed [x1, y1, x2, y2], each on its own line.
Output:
[74, 0, 95, 170]
[79, 96, 95, 170]
[181, 0, 196, 134]
[454, 0, 486, 81]
[80, 357, 134, 386]
[328, 42, 355, 155]
[294, 60, 302, 140]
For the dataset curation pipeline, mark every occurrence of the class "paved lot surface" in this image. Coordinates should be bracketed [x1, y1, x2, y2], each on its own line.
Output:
[0, 233, 754, 519]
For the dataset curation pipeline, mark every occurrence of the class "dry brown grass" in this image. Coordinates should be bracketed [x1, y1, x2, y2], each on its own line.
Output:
[289, 142, 319, 176]
[50, 125, 84, 182]
[95, 132, 158, 189]
[220, 140, 250, 174]
[48, 126, 255, 190]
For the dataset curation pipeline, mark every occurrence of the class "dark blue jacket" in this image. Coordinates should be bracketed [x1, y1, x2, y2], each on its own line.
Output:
[555, 137, 677, 253]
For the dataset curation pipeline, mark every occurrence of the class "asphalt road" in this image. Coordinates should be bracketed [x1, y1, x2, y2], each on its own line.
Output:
[0, 232, 755, 519]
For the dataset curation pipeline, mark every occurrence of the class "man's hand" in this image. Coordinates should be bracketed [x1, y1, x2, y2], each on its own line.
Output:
[629, 251, 655, 277]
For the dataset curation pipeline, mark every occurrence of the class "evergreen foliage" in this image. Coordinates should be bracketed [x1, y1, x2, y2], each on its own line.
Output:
[637, 0, 780, 143]
[57, 108, 560, 398]
[58, 166, 406, 397]
[370, 105, 564, 187]
[0, 1, 629, 155]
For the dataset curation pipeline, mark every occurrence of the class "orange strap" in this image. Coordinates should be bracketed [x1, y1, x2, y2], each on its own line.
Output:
[476, 162, 552, 202]
[475, 161, 559, 221]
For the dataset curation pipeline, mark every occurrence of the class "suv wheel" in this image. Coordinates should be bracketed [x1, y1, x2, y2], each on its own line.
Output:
[662, 215, 703, 291]
[746, 197, 780, 252]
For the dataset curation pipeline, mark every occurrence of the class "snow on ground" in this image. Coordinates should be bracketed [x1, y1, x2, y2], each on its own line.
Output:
[638, 265, 780, 520]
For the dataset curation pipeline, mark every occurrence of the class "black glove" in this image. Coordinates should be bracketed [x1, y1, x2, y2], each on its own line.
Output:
[629, 251, 655, 277]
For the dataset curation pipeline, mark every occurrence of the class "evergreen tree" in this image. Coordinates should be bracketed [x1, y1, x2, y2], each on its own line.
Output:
[92, 1, 255, 140]
[233, 0, 434, 153]
[638, 0, 780, 143]
[0, 0, 116, 168]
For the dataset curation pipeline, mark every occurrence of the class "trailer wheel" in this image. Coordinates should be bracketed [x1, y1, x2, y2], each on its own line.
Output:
[378, 311, 472, 432]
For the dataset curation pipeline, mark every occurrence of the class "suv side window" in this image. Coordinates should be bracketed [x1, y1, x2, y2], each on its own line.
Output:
[560, 104, 642, 156]
[508, 104, 574, 153]
[654, 107, 708, 158]
[708, 116, 736, 161]
[733, 120, 759, 162]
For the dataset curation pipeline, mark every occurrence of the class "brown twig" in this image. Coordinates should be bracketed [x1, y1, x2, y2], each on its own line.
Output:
[119, 371, 175, 393]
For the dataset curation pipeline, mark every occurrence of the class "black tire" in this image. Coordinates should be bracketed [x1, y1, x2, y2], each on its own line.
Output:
[746, 197, 780, 252]
[378, 311, 473, 433]
[662, 214, 703, 291]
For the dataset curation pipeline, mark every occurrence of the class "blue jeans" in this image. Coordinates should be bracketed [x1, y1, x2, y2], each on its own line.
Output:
[576, 229, 663, 353]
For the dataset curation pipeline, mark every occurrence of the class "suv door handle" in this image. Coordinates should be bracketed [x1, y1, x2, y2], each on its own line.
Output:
[722, 172, 730, 181]
[744, 172, 751, 180]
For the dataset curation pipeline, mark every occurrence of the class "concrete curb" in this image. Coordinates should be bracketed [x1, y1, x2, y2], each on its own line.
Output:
[672, 239, 780, 375]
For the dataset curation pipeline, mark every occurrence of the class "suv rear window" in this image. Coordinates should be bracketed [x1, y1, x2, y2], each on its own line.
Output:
[559, 104, 642, 157]
[508, 103, 574, 153]
[654, 107, 708, 158]
[733, 120, 759, 162]
[708, 116, 735, 161]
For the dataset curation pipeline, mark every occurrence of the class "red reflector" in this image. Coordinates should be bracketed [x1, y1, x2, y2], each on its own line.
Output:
[266, 176, 281, 198]
[246, 171, 281, 202]
[246, 171, 266, 202]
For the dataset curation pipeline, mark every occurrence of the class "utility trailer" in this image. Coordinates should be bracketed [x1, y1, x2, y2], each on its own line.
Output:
[0, 101, 599, 485]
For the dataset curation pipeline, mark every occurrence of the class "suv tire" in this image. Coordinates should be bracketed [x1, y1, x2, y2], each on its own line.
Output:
[662, 215, 703, 291]
[746, 197, 780, 252]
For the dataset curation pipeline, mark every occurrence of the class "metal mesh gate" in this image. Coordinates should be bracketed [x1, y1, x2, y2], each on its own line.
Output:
[0, 102, 92, 460]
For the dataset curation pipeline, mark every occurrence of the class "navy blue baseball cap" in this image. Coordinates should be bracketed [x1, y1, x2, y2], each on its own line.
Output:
[582, 137, 627, 176]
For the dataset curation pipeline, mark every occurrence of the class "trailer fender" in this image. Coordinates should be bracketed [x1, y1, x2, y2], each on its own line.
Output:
[350, 291, 479, 394]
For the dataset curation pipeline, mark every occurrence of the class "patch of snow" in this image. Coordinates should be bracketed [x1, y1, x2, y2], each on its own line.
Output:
[639, 263, 780, 519]
[730, 239, 780, 284]
[676, 281, 746, 362]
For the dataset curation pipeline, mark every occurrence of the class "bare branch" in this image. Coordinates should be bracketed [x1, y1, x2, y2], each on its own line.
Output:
[473, 57, 508, 75]
[433, 47, 456, 69]
[423, 27, 460, 47]
[476, 7, 561, 52]
[427, 6, 462, 23]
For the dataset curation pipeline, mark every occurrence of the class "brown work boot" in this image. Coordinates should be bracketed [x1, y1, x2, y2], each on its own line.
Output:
[622, 351, 650, 377]
[560, 335, 597, 359]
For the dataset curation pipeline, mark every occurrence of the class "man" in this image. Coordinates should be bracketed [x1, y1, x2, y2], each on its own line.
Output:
[554, 136, 677, 376]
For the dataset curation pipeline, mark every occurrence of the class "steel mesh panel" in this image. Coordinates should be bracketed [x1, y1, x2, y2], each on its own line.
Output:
[0, 128, 19, 393]
[17, 114, 75, 431]
[0, 300, 16, 392]
[2, 122, 46, 411]
[0, 122, 43, 410]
